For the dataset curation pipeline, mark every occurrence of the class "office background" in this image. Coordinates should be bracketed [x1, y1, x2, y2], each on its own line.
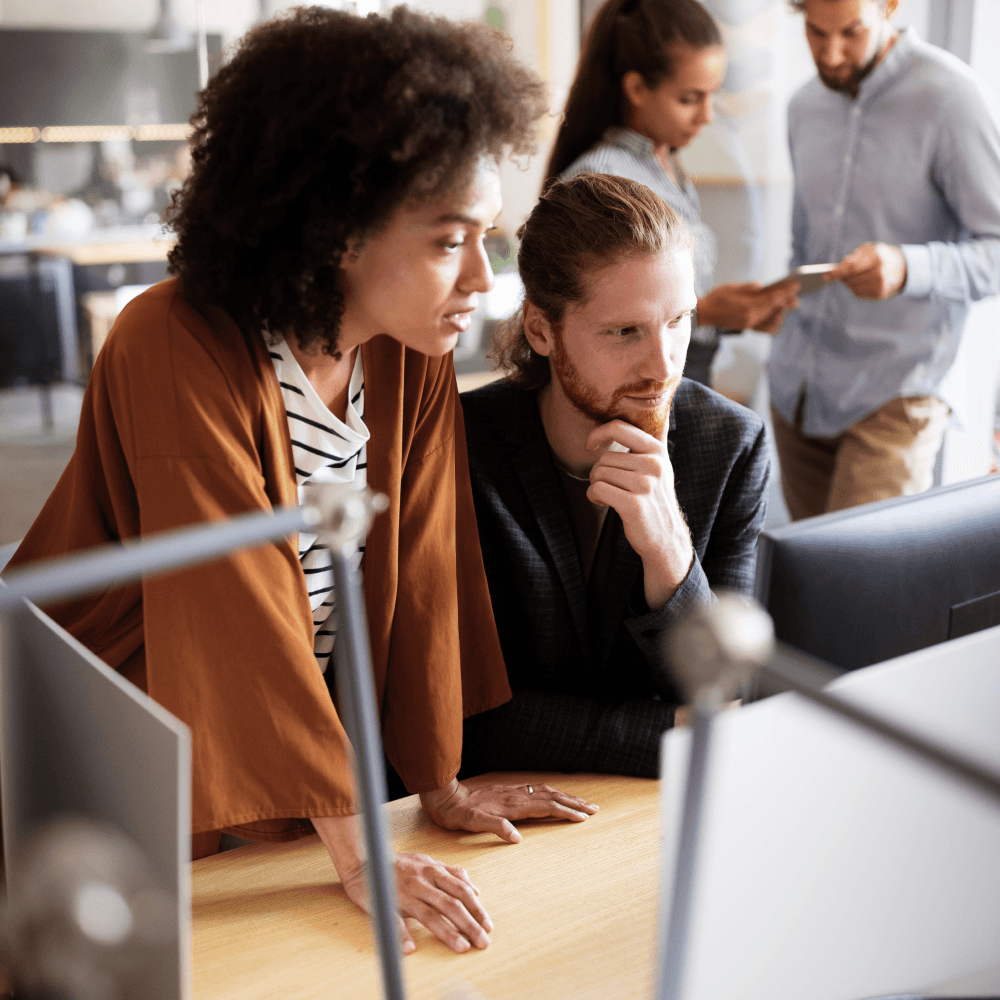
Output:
[1, 0, 999, 544]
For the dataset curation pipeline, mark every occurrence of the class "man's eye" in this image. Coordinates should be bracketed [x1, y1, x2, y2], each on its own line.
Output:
[611, 326, 640, 337]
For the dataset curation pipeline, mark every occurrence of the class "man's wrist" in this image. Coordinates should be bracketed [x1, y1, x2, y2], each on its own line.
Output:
[642, 540, 695, 610]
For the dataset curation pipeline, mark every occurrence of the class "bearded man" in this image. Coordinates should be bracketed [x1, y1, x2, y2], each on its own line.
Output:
[769, 0, 1000, 519]
[459, 174, 769, 779]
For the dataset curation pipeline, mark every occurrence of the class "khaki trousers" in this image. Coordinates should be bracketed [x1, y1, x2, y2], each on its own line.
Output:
[771, 396, 951, 522]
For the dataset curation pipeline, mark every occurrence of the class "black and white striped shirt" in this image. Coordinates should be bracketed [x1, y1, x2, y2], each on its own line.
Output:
[269, 339, 368, 671]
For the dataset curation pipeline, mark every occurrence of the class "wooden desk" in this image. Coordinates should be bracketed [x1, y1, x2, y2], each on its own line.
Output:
[192, 773, 661, 1000]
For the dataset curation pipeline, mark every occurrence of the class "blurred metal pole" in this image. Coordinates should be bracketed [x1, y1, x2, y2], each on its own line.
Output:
[331, 543, 405, 1000]
[0, 506, 317, 615]
[655, 700, 714, 1000]
[658, 593, 776, 1000]
[195, 0, 209, 89]
[306, 481, 403, 1000]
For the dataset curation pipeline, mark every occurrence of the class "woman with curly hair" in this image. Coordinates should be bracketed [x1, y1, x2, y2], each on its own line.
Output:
[8, 6, 596, 954]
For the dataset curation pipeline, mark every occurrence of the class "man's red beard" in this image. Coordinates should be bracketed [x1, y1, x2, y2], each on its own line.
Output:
[549, 329, 681, 438]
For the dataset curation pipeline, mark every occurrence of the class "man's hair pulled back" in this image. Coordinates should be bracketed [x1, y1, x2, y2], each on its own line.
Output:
[167, 5, 546, 354]
[492, 173, 691, 389]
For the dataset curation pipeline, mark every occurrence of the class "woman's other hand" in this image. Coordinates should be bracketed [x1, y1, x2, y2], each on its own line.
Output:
[420, 779, 599, 844]
[313, 814, 492, 954]
[697, 280, 799, 332]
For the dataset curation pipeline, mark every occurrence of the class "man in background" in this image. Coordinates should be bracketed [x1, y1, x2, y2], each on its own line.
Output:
[769, 0, 1000, 520]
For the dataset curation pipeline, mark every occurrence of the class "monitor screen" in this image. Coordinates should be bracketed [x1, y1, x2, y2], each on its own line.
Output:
[659, 624, 1000, 1000]
[755, 475, 1000, 671]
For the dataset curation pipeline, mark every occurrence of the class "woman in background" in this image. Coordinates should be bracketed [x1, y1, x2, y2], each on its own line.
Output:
[547, 0, 798, 385]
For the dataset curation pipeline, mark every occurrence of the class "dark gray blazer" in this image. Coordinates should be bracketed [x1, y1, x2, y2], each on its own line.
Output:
[459, 376, 769, 778]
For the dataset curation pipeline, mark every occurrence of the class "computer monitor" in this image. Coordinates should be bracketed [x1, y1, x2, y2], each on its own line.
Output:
[659, 623, 1000, 1000]
[755, 474, 1000, 671]
[0, 598, 191, 999]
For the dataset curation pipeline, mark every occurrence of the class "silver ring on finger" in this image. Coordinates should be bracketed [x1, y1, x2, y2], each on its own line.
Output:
[526, 784, 534, 794]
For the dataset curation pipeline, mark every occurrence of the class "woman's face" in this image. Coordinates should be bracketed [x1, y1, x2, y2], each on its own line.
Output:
[623, 43, 727, 152]
[337, 159, 502, 357]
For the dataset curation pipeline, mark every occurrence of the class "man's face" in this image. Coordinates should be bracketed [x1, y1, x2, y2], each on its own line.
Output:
[544, 249, 697, 438]
[338, 159, 501, 356]
[802, 0, 892, 95]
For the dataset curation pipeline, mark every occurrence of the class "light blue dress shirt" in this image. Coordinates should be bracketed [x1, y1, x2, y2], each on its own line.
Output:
[562, 126, 719, 344]
[769, 27, 1000, 437]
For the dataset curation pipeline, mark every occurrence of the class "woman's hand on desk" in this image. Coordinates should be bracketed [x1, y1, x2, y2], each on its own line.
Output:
[313, 814, 493, 954]
[420, 779, 599, 844]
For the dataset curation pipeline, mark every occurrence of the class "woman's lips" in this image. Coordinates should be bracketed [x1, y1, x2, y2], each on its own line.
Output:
[444, 310, 475, 333]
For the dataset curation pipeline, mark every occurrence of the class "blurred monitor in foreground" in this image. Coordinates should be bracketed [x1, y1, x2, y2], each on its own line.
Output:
[755, 475, 1000, 671]
[0, 599, 191, 999]
[660, 623, 1000, 1000]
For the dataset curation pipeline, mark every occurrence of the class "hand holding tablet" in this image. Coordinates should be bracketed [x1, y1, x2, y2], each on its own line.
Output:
[765, 262, 840, 297]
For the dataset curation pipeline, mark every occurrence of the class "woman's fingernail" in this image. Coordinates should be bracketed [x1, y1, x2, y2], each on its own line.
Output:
[403, 940, 415, 954]
[457, 937, 471, 952]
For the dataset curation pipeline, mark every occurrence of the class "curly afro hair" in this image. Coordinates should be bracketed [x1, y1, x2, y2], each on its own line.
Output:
[166, 5, 546, 355]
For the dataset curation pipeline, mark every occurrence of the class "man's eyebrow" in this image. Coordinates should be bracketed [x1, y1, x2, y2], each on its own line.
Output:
[592, 306, 695, 327]
[807, 17, 862, 33]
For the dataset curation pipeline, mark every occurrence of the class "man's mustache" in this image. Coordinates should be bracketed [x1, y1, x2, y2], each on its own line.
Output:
[611, 375, 682, 405]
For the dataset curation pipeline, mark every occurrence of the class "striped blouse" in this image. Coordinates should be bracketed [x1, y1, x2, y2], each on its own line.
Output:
[269, 338, 368, 671]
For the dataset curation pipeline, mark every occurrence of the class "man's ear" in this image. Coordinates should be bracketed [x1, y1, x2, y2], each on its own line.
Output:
[621, 71, 649, 113]
[523, 300, 556, 357]
[883, 0, 899, 20]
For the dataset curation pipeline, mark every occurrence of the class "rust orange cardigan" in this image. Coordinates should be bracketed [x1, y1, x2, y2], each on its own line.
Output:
[8, 280, 510, 841]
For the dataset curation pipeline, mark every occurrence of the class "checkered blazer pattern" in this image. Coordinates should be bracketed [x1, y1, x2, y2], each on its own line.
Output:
[459, 376, 769, 778]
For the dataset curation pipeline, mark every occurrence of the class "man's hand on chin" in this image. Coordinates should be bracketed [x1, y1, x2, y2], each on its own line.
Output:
[585, 419, 694, 610]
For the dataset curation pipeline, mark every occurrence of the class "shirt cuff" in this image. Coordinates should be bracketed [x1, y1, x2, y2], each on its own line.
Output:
[624, 557, 714, 693]
[900, 244, 933, 298]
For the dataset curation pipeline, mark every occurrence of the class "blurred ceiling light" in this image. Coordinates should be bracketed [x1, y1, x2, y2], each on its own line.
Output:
[0, 127, 41, 143]
[356, 0, 381, 15]
[134, 124, 193, 141]
[145, 0, 192, 53]
[1, 125, 192, 144]
[42, 126, 135, 143]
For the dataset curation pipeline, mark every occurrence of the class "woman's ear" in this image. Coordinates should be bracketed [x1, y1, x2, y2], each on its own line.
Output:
[621, 70, 649, 113]
[523, 300, 556, 357]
